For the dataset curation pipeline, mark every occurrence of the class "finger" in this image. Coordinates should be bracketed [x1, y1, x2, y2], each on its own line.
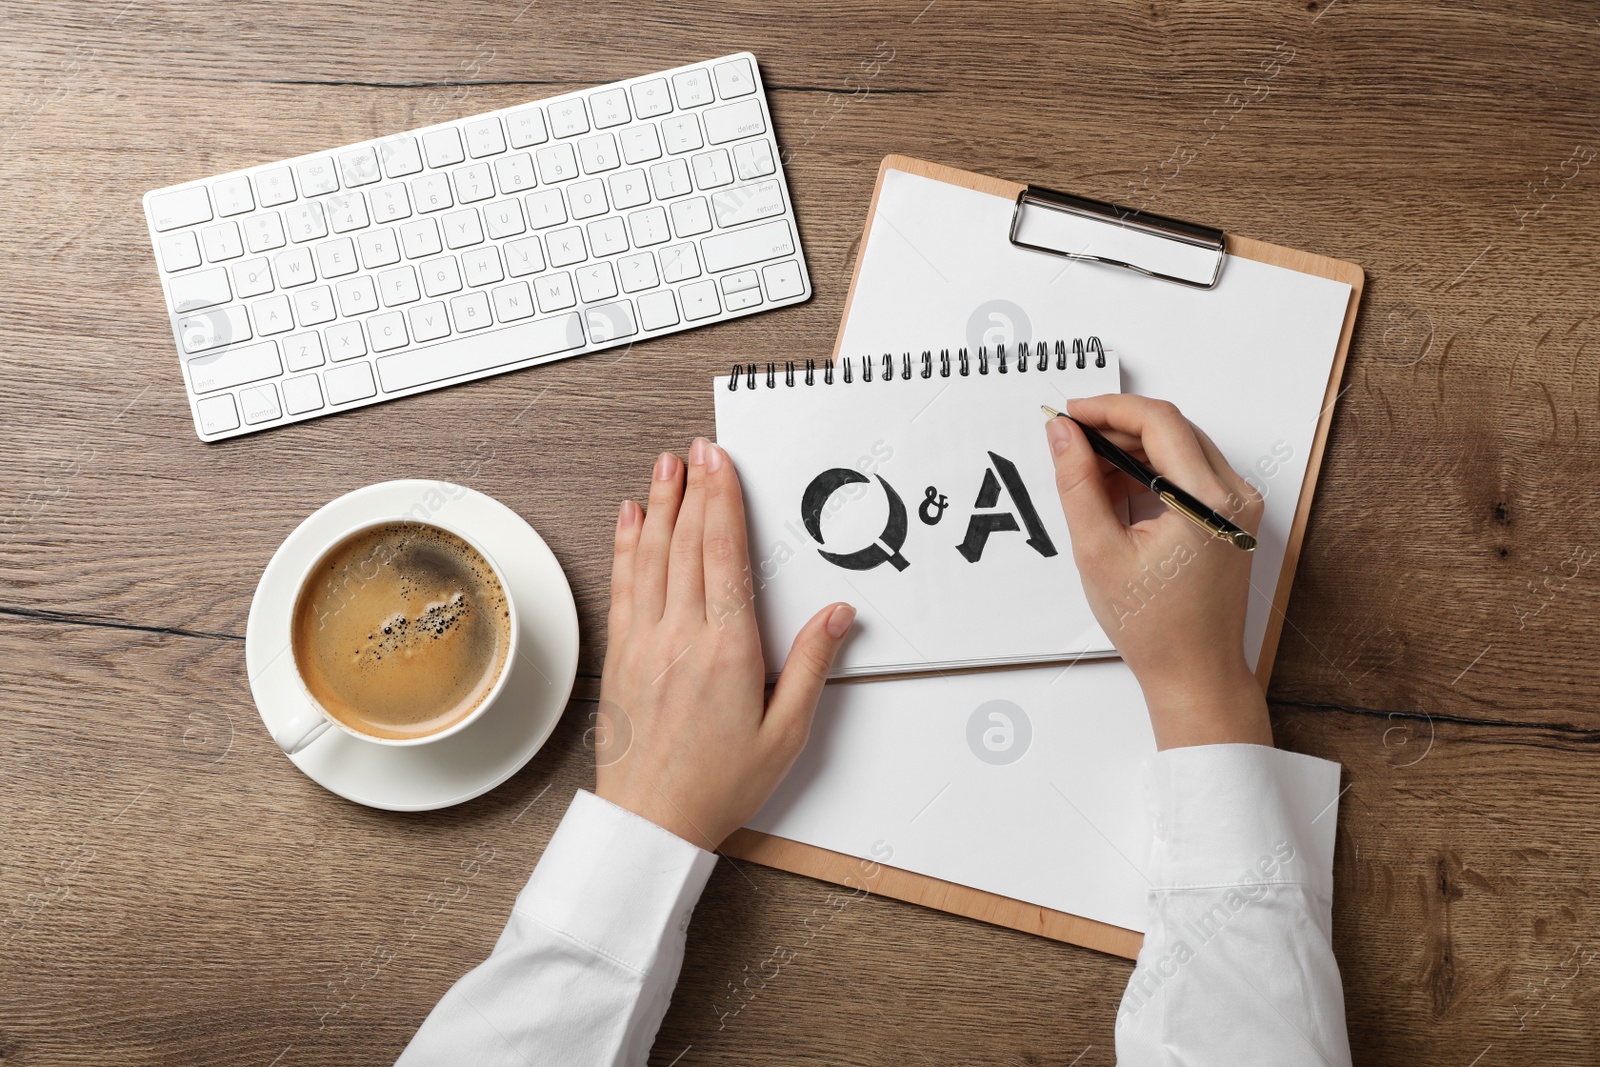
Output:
[633, 451, 684, 623]
[666, 438, 710, 620]
[1187, 423, 1263, 525]
[764, 603, 855, 755]
[1045, 415, 1128, 564]
[1066, 395, 1231, 506]
[607, 499, 642, 643]
[701, 441, 757, 635]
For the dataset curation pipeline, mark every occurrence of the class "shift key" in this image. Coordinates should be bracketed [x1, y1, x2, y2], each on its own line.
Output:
[700, 219, 794, 274]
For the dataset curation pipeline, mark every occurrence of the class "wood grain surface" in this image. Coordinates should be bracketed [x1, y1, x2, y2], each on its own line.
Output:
[3, 1, 1599, 1064]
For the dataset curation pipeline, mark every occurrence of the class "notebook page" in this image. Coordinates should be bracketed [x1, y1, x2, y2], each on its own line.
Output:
[716, 355, 1120, 677]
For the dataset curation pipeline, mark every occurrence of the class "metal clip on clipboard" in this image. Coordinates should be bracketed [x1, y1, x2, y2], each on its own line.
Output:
[1009, 186, 1228, 289]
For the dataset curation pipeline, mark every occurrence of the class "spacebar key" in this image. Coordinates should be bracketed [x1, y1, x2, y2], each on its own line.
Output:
[375, 313, 586, 392]
[700, 219, 795, 273]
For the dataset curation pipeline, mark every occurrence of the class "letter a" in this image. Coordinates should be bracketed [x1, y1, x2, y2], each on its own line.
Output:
[955, 451, 1059, 562]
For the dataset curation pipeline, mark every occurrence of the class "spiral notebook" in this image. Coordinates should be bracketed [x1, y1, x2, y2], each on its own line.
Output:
[715, 341, 1121, 678]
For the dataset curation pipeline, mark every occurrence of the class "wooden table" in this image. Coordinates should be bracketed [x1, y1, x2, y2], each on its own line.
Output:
[4, 2, 1598, 1063]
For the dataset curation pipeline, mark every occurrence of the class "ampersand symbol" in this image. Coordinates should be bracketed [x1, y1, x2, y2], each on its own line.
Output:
[919, 486, 948, 525]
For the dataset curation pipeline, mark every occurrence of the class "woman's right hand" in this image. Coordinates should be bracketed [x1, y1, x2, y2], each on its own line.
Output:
[1045, 395, 1272, 751]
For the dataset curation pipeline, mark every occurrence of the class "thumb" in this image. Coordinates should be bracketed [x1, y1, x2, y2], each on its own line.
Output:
[764, 603, 855, 753]
[1046, 414, 1126, 562]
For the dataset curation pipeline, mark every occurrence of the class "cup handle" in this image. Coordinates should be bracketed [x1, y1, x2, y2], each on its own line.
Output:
[274, 707, 334, 755]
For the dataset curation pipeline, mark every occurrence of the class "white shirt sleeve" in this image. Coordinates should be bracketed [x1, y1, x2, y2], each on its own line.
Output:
[396, 789, 718, 1067]
[1115, 743, 1351, 1066]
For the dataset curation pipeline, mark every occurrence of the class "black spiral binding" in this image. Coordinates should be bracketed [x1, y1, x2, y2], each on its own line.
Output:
[727, 337, 1105, 388]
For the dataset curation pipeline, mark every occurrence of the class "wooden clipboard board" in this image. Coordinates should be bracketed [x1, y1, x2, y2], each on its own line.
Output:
[723, 155, 1365, 961]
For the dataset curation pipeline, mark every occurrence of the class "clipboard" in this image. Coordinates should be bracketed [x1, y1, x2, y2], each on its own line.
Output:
[723, 155, 1365, 959]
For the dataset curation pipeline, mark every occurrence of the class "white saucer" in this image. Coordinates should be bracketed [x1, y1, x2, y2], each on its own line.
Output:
[245, 480, 579, 811]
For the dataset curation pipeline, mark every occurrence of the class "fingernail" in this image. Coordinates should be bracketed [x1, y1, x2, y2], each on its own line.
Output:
[654, 452, 677, 480]
[618, 499, 638, 527]
[1046, 417, 1073, 456]
[705, 441, 725, 473]
[689, 437, 707, 466]
[825, 603, 856, 639]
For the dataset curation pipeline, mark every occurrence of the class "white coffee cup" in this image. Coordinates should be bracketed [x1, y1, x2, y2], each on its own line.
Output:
[273, 516, 520, 755]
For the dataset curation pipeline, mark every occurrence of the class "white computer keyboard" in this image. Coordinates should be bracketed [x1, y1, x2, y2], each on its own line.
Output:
[142, 52, 811, 441]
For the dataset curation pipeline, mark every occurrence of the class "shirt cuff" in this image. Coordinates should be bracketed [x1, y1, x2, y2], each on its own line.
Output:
[513, 789, 719, 976]
[1144, 744, 1342, 899]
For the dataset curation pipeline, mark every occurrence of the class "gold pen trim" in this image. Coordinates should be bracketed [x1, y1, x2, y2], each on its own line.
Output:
[1159, 491, 1257, 552]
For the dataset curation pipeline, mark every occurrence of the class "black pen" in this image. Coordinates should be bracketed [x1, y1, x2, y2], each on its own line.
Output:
[1041, 406, 1257, 552]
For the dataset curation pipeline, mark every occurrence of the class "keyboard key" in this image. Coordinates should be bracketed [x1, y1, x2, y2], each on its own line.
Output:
[762, 259, 805, 300]
[200, 222, 244, 262]
[325, 361, 377, 404]
[535, 143, 579, 184]
[535, 271, 576, 312]
[240, 382, 282, 424]
[273, 247, 316, 288]
[484, 199, 527, 240]
[420, 255, 463, 296]
[491, 281, 535, 322]
[376, 312, 585, 392]
[620, 124, 662, 165]
[178, 305, 252, 353]
[252, 294, 295, 336]
[442, 208, 485, 249]
[324, 321, 366, 361]
[692, 149, 733, 189]
[661, 115, 703, 154]
[408, 301, 451, 343]
[186, 339, 281, 393]
[243, 212, 286, 252]
[195, 393, 239, 434]
[411, 173, 454, 213]
[712, 179, 785, 228]
[326, 192, 370, 232]
[671, 68, 714, 108]
[255, 167, 297, 208]
[169, 267, 232, 312]
[617, 252, 659, 292]
[660, 241, 700, 282]
[213, 176, 255, 217]
[338, 147, 382, 187]
[576, 261, 618, 302]
[400, 218, 443, 259]
[293, 284, 336, 326]
[628, 206, 670, 247]
[359, 227, 401, 268]
[493, 153, 537, 193]
[159, 231, 202, 271]
[314, 237, 358, 278]
[589, 88, 630, 129]
[377, 135, 423, 178]
[335, 275, 379, 316]
[463, 118, 506, 158]
[585, 300, 637, 343]
[609, 169, 650, 209]
[548, 99, 589, 138]
[636, 288, 679, 329]
[680, 279, 720, 320]
[631, 78, 673, 119]
[506, 108, 548, 148]
[462, 247, 504, 287]
[282, 373, 325, 414]
[368, 311, 408, 351]
[648, 159, 692, 199]
[733, 139, 776, 180]
[700, 218, 794, 273]
[721, 270, 759, 294]
[423, 128, 466, 169]
[725, 285, 762, 311]
[524, 188, 567, 229]
[568, 179, 608, 220]
[370, 183, 412, 223]
[296, 157, 339, 196]
[504, 236, 545, 277]
[703, 99, 766, 144]
[579, 133, 620, 173]
[150, 186, 212, 231]
[285, 201, 328, 243]
[669, 197, 711, 238]
[379, 266, 420, 306]
[450, 291, 493, 331]
[233, 257, 274, 298]
[452, 163, 495, 204]
[547, 227, 587, 268]
[714, 58, 756, 99]
[284, 331, 326, 370]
